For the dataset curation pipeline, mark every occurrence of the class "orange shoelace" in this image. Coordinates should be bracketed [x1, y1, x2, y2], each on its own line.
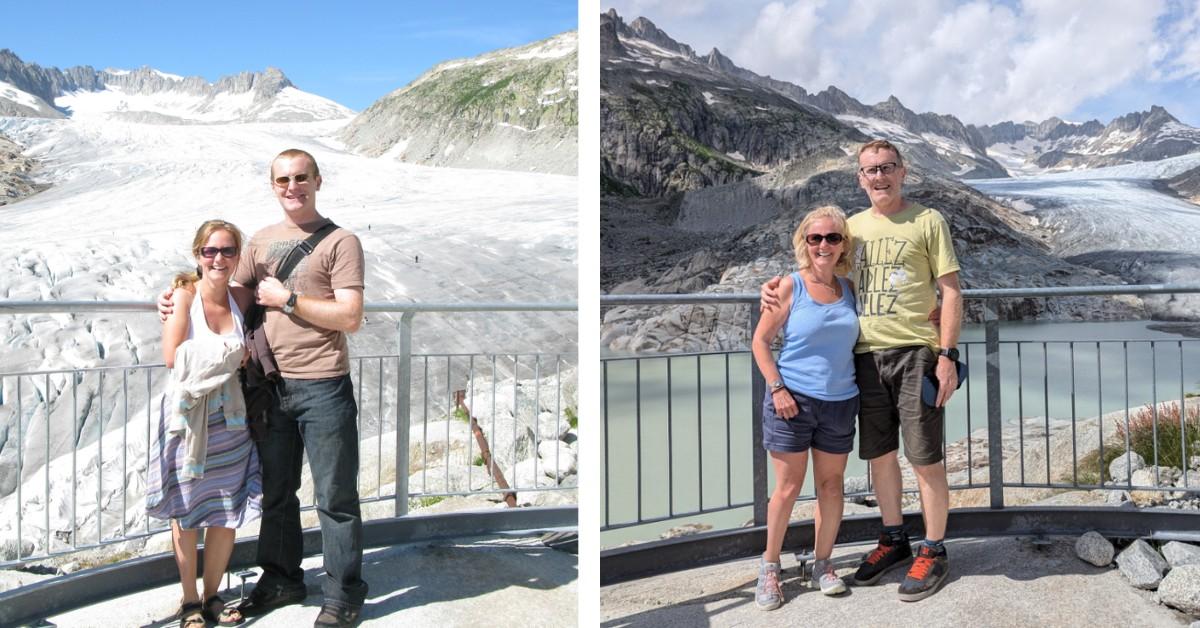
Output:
[863, 544, 891, 565]
[908, 555, 935, 580]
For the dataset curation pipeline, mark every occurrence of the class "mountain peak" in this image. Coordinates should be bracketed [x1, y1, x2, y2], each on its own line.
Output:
[705, 47, 737, 73]
[628, 16, 695, 58]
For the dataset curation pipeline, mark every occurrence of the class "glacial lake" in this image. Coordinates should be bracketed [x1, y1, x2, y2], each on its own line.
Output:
[600, 320, 1200, 547]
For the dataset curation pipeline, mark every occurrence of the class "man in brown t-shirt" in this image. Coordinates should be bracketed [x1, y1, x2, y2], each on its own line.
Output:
[235, 149, 367, 626]
[160, 148, 367, 626]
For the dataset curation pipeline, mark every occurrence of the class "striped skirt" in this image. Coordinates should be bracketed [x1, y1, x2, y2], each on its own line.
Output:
[146, 396, 262, 529]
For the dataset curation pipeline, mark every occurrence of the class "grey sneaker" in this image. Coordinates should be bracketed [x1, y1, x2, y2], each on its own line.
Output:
[812, 559, 846, 596]
[756, 560, 784, 610]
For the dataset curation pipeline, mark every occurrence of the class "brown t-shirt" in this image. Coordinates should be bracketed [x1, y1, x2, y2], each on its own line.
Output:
[234, 218, 364, 378]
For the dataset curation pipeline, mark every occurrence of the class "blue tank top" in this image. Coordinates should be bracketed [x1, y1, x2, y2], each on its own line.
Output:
[776, 272, 860, 401]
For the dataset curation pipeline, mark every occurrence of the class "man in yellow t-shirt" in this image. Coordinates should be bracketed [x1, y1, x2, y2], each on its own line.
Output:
[763, 139, 963, 602]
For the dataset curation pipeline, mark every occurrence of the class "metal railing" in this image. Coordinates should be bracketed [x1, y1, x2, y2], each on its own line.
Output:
[600, 284, 1200, 581]
[0, 301, 577, 568]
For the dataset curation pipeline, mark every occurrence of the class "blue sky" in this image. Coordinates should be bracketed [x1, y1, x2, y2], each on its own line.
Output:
[606, 0, 1200, 127]
[2, 0, 578, 111]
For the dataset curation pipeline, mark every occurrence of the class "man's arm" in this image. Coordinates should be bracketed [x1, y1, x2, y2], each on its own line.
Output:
[255, 276, 363, 332]
[934, 271, 963, 407]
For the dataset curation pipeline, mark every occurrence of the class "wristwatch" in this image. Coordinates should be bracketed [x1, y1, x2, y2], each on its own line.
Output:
[770, 379, 785, 393]
[938, 347, 959, 361]
[282, 292, 297, 314]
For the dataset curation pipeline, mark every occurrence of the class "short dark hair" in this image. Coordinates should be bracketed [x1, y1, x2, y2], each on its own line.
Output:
[857, 139, 904, 167]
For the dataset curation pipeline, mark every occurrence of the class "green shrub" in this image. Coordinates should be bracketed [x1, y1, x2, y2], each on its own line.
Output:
[1118, 402, 1200, 472]
[565, 406, 578, 430]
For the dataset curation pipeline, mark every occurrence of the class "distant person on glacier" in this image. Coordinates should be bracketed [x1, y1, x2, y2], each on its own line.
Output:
[159, 149, 367, 627]
[750, 206, 859, 610]
[761, 139, 963, 602]
[148, 219, 261, 627]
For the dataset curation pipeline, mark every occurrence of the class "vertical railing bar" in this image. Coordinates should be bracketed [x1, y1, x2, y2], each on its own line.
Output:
[16, 377, 23, 559]
[446, 355, 452, 496]
[377, 356, 383, 499]
[1070, 342, 1078, 486]
[512, 355, 519, 490]
[965, 342, 972, 486]
[97, 370, 104, 545]
[554, 354, 561, 492]
[1043, 343, 1050, 485]
[724, 353, 732, 506]
[984, 301, 1003, 509]
[45, 373, 51, 554]
[72, 374, 78, 549]
[696, 354, 704, 514]
[145, 369, 152, 535]
[1097, 343, 1103, 488]
[1017, 343, 1025, 484]
[491, 354, 498, 491]
[1181, 341, 1189, 489]
[603, 359, 610, 527]
[468, 355, 476, 492]
[667, 357, 674, 518]
[395, 313, 413, 517]
[635, 359, 642, 523]
[534, 355, 541, 490]
[1147, 341, 1156, 485]
[422, 356, 429, 494]
[1152, 341, 1160, 484]
[121, 370, 128, 538]
[1124, 341, 1132, 490]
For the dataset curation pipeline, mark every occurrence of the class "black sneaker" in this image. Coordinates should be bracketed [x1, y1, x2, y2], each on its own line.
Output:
[236, 582, 308, 617]
[313, 600, 363, 627]
[853, 531, 913, 585]
[898, 543, 949, 602]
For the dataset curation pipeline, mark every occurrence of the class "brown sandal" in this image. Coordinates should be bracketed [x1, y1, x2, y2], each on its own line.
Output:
[178, 600, 205, 628]
[203, 595, 245, 626]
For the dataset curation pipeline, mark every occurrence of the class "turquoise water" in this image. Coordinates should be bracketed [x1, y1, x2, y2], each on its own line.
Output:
[600, 320, 1200, 547]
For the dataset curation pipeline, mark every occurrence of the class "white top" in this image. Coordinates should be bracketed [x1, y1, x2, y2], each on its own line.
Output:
[186, 288, 245, 343]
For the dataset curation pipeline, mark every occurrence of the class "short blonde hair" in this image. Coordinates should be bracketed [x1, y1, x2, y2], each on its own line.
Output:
[792, 206, 853, 275]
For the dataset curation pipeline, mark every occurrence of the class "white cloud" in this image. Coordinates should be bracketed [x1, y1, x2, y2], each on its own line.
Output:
[723, 0, 1173, 124]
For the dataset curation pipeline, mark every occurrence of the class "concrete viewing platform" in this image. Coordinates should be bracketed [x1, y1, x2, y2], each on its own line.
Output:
[29, 532, 577, 627]
[601, 536, 1195, 627]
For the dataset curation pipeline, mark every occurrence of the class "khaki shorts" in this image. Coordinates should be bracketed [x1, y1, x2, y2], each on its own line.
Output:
[855, 346, 944, 466]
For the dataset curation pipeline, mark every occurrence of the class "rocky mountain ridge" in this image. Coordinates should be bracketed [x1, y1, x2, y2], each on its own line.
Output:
[0, 48, 350, 123]
[337, 31, 577, 175]
[976, 106, 1200, 173]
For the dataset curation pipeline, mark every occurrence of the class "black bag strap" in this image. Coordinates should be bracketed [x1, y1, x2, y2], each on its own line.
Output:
[274, 221, 339, 282]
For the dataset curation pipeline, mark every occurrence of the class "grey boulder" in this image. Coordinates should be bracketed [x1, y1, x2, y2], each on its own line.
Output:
[1115, 539, 1169, 590]
[1074, 531, 1114, 567]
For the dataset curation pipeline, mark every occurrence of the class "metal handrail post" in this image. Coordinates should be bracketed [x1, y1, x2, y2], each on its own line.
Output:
[749, 307, 767, 526]
[394, 312, 415, 518]
[985, 300, 1004, 509]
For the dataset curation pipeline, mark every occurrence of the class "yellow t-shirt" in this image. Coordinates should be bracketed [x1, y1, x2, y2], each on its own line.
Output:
[847, 202, 960, 354]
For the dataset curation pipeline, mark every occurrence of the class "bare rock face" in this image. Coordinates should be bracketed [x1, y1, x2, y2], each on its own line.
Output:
[1158, 564, 1200, 615]
[337, 31, 577, 175]
[1115, 539, 1168, 590]
[1163, 541, 1200, 569]
[1074, 531, 1114, 567]
[0, 132, 47, 206]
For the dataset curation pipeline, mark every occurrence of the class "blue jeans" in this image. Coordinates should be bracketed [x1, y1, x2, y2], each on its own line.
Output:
[255, 374, 368, 606]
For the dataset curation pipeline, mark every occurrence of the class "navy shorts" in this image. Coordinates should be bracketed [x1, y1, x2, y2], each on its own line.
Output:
[762, 388, 858, 454]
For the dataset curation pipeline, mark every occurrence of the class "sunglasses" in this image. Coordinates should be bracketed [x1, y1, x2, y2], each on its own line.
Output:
[805, 233, 844, 245]
[273, 172, 313, 187]
[200, 246, 239, 258]
[859, 162, 899, 177]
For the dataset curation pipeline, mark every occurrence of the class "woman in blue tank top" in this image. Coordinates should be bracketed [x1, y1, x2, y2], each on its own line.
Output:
[750, 206, 860, 609]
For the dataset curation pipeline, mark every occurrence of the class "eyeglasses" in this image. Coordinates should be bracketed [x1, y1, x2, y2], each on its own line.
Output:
[805, 233, 844, 245]
[200, 246, 239, 258]
[273, 173, 313, 187]
[858, 162, 898, 177]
